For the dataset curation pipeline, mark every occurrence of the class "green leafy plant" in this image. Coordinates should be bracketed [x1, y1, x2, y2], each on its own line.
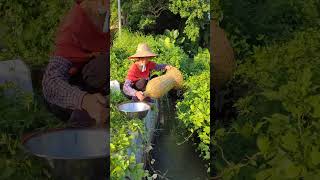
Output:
[177, 71, 210, 163]
[110, 91, 150, 179]
[0, 83, 64, 180]
[213, 28, 320, 179]
[219, 0, 320, 60]
[169, 0, 210, 42]
[0, 0, 73, 66]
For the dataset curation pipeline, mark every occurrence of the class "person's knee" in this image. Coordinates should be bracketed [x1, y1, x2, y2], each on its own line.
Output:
[45, 102, 72, 122]
[135, 79, 147, 91]
[81, 54, 108, 93]
[68, 109, 96, 128]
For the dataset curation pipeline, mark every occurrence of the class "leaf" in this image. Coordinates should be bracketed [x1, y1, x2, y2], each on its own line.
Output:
[310, 148, 320, 166]
[255, 169, 273, 180]
[300, 67, 312, 94]
[303, 172, 320, 180]
[254, 121, 266, 133]
[266, 113, 289, 134]
[257, 135, 270, 153]
[0, 167, 15, 179]
[281, 132, 298, 151]
[285, 163, 301, 178]
[204, 126, 210, 134]
[239, 123, 253, 138]
[164, 37, 171, 48]
[256, 34, 265, 41]
[306, 96, 320, 118]
[261, 90, 280, 100]
[152, 174, 158, 179]
[173, 29, 179, 39]
[215, 128, 225, 137]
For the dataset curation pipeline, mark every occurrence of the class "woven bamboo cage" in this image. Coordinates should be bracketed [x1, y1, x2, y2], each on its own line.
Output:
[144, 67, 184, 98]
[211, 20, 236, 91]
[166, 67, 184, 89]
[143, 75, 176, 98]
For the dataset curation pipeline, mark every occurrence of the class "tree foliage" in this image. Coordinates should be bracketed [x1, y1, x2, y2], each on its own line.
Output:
[0, 0, 73, 66]
[111, 0, 169, 31]
[169, 0, 210, 42]
[210, 0, 222, 21]
[111, 0, 210, 56]
[0, 84, 64, 180]
[219, 0, 320, 59]
[213, 0, 320, 178]
[214, 28, 320, 179]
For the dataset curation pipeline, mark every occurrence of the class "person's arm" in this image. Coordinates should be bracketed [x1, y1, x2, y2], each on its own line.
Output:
[123, 79, 137, 97]
[42, 57, 87, 110]
[154, 64, 167, 71]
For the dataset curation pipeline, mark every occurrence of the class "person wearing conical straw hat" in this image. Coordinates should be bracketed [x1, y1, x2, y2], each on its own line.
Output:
[123, 43, 173, 102]
[42, 0, 110, 127]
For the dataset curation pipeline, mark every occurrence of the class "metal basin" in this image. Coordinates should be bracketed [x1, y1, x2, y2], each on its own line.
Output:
[118, 102, 150, 119]
[22, 128, 109, 180]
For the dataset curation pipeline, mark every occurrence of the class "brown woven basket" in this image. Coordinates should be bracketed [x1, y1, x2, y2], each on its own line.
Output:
[166, 67, 184, 89]
[144, 67, 184, 98]
[144, 74, 176, 98]
[211, 20, 236, 91]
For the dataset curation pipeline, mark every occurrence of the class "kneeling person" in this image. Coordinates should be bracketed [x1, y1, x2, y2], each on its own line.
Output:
[123, 43, 172, 102]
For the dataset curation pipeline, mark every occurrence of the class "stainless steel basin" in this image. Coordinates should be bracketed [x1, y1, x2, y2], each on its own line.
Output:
[118, 102, 150, 119]
[22, 128, 109, 180]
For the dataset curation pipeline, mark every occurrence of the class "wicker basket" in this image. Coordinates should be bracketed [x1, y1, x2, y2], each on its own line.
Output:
[166, 67, 184, 89]
[211, 20, 235, 91]
[144, 67, 184, 98]
[143, 75, 176, 98]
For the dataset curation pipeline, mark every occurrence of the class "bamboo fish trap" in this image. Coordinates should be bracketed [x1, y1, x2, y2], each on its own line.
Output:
[143, 67, 184, 98]
[211, 20, 236, 91]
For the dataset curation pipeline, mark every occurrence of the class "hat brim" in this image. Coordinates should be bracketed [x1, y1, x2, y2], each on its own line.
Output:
[128, 52, 157, 60]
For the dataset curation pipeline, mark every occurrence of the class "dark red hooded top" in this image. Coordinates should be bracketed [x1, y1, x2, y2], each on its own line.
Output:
[126, 61, 156, 82]
[53, 0, 109, 75]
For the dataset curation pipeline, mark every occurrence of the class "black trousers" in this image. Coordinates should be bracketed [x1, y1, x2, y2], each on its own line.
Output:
[45, 54, 108, 127]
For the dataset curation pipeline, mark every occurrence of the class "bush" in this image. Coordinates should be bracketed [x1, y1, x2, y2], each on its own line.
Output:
[214, 28, 320, 179]
[110, 91, 148, 179]
[220, 0, 320, 59]
[176, 71, 210, 163]
[0, 0, 73, 66]
[0, 84, 64, 179]
[180, 48, 210, 77]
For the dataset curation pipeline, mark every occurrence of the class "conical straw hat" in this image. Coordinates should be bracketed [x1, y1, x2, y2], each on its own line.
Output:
[128, 43, 157, 59]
